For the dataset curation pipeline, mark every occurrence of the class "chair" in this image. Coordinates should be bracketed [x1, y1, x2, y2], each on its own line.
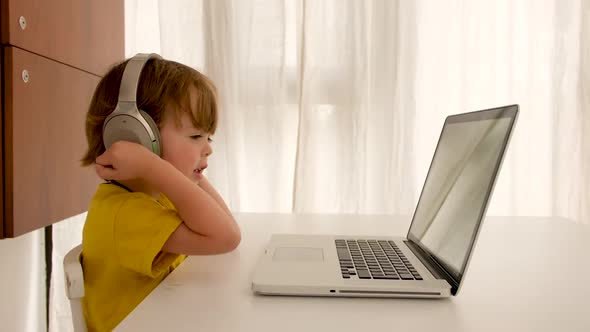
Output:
[63, 244, 87, 332]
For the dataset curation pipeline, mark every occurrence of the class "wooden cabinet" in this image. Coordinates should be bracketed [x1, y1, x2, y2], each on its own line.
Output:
[0, 55, 3, 238]
[1, 0, 123, 76]
[1, 0, 124, 238]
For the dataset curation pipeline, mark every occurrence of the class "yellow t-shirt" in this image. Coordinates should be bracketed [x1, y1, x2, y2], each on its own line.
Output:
[82, 183, 186, 331]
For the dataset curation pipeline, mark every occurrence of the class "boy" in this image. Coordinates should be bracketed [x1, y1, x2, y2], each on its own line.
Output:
[80, 55, 241, 331]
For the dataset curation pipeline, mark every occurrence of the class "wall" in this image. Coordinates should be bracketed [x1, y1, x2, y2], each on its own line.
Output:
[0, 229, 46, 332]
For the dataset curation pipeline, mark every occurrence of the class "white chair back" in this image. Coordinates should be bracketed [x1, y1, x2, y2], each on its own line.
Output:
[63, 244, 87, 332]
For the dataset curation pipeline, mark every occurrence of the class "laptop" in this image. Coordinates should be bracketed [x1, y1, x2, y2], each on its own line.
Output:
[251, 104, 519, 298]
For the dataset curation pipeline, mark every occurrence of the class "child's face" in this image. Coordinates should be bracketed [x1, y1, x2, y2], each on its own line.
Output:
[159, 110, 213, 183]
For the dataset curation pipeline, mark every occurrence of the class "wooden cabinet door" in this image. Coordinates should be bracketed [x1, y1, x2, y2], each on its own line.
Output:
[1, 0, 123, 76]
[0, 51, 3, 238]
[3, 46, 101, 237]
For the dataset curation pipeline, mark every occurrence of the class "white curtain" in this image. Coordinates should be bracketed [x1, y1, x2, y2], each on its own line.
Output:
[125, 0, 590, 220]
[51, 1, 590, 330]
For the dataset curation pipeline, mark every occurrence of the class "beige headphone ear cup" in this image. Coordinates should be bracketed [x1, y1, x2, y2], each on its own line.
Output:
[139, 110, 162, 156]
[103, 53, 163, 156]
[102, 112, 156, 154]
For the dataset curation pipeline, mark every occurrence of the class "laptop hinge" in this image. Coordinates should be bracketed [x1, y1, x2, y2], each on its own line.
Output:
[404, 240, 459, 295]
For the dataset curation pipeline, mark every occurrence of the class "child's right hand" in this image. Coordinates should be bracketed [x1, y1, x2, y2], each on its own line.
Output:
[95, 141, 159, 181]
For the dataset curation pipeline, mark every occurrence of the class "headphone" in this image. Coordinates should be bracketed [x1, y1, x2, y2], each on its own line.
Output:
[102, 53, 162, 156]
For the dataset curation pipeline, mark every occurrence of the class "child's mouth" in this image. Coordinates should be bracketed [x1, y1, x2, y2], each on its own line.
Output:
[193, 165, 207, 179]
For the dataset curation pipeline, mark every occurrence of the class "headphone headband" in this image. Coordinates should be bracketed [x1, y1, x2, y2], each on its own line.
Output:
[118, 53, 162, 103]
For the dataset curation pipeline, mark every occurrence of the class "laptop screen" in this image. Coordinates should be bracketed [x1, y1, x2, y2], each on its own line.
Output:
[407, 105, 518, 285]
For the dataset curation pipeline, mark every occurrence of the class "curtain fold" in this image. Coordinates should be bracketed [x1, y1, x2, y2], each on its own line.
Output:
[580, 0, 590, 224]
[293, 0, 418, 213]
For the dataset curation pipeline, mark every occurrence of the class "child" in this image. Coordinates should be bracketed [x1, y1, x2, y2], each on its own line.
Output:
[80, 54, 241, 331]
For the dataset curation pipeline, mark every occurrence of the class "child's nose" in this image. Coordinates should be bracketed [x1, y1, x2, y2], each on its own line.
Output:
[203, 142, 213, 156]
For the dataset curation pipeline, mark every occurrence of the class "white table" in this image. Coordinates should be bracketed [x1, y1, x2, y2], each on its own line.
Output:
[115, 214, 590, 332]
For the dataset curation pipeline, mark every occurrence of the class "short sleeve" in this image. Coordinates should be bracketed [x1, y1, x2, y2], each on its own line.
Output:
[113, 195, 183, 277]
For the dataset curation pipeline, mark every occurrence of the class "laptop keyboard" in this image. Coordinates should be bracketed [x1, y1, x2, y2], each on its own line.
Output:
[336, 239, 423, 280]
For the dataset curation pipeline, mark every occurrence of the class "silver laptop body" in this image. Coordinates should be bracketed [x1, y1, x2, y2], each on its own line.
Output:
[252, 105, 519, 298]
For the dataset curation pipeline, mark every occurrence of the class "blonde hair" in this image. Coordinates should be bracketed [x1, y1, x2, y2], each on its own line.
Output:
[81, 57, 218, 166]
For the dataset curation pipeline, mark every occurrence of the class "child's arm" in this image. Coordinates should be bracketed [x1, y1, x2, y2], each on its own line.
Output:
[148, 159, 241, 255]
[95, 142, 241, 255]
[197, 177, 233, 217]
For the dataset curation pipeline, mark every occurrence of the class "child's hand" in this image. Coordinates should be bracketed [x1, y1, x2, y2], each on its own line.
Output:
[95, 141, 159, 181]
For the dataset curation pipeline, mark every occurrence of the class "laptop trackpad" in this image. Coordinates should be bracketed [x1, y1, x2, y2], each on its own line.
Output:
[273, 247, 324, 262]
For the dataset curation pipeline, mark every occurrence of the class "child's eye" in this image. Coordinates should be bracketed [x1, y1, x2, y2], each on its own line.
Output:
[190, 135, 214, 143]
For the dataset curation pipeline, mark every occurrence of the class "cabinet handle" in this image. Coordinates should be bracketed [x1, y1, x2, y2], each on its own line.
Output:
[19, 16, 27, 30]
[22, 70, 30, 83]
